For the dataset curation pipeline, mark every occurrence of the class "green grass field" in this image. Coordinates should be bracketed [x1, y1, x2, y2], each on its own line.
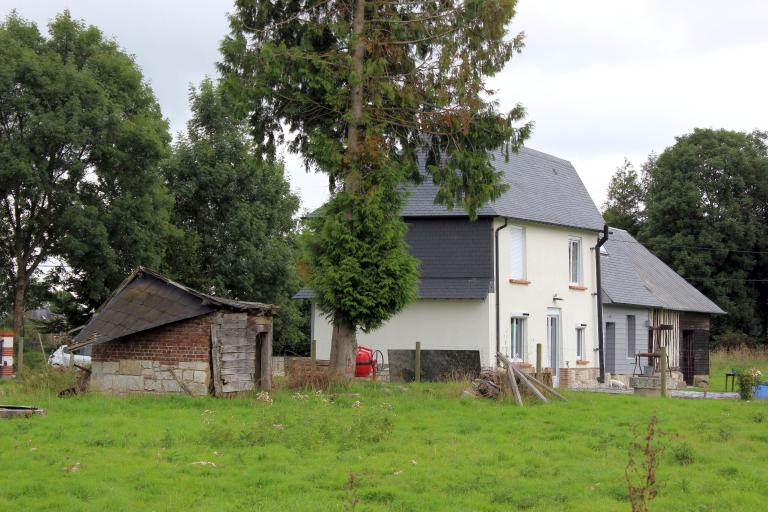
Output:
[2, 369, 768, 512]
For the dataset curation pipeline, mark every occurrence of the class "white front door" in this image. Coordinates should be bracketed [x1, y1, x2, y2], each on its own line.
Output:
[547, 308, 561, 387]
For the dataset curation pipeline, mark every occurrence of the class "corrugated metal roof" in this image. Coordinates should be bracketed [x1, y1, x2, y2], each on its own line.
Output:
[401, 147, 605, 231]
[72, 267, 277, 349]
[601, 229, 725, 314]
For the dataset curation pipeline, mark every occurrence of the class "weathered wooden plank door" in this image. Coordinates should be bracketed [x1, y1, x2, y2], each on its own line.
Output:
[210, 312, 272, 396]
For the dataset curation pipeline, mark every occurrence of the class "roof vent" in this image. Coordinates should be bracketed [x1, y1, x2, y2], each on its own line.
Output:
[552, 167, 558, 175]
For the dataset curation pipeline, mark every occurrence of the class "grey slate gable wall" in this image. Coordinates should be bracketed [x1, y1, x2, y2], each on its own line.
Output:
[405, 218, 494, 299]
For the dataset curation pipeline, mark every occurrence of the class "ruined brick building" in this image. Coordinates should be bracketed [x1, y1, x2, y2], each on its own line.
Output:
[70, 268, 276, 396]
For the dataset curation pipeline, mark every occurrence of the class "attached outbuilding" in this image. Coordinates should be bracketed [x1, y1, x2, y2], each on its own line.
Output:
[70, 268, 277, 396]
[600, 229, 725, 386]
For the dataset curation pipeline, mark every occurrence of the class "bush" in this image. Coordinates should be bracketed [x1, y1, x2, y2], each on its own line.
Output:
[736, 368, 762, 400]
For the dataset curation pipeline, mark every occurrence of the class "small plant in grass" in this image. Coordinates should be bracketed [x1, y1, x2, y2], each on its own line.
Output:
[343, 473, 360, 512]
[736, 368, 762, 400]
[625, 416, 666, 512]
[671, 442, 695, 465]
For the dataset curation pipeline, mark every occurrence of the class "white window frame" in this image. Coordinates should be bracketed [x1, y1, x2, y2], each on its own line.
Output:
[576, 326, 585, 359]
[510, 316, 526, 361]
[568, 237, 582, 285]
[509, 226, 526, 280]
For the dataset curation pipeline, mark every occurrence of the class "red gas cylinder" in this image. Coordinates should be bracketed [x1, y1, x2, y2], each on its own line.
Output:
[355, 346, 375, 378]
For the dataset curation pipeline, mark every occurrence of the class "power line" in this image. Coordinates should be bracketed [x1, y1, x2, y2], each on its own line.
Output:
[606, 236, 768, 256]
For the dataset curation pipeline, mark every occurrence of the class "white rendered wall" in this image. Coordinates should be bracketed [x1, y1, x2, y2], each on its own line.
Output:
[311, 298, 494, 366]
[495, 218, 600, 371]
[309, 217, 600, 372]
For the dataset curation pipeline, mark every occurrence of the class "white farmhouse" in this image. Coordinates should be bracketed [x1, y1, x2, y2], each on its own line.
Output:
[296, 147, 606, 387]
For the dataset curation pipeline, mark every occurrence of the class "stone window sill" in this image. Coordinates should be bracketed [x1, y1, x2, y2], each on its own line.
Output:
[509, 279, 531, 285]
[569, 285, 588, 291]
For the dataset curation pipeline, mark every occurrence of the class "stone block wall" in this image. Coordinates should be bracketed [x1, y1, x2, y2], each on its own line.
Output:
[90, 315, 212, 396]
[559, 367, 600, 388]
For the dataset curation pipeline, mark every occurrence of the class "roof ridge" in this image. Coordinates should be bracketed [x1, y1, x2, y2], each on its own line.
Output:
[517, 146, 572, 166]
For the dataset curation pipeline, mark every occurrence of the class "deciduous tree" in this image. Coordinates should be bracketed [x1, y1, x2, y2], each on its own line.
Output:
[0, 12, 172, 371]
[162, 79, 305, 351]
[642, 129, 768, 339]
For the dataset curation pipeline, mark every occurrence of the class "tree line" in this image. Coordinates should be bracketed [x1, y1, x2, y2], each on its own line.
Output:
[0, 11, 307, 369]
[602, 128, 768, 346]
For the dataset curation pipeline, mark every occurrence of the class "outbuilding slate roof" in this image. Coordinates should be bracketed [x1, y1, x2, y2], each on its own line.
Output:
[601, 229, 725, 314]
[401, 147, 605, 231]
[71, 267, 276, 350]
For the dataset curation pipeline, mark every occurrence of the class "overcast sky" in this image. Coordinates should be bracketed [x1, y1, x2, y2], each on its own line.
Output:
[3, 1, 767, 214]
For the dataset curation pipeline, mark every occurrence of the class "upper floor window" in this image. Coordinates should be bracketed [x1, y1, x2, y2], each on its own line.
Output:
[568, 237, 582, 285]
[509, 226, 525, 280]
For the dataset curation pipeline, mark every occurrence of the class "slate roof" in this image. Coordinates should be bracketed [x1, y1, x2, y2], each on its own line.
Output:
[71, 267, 276, 350]
[601, 229, 725, 314]
[401, 147, 605, 231]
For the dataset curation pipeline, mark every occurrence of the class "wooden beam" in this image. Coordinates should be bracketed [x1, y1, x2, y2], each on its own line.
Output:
[414, 341, 421, 383]
[505, 364, 523, 406]
[511, 365, 548, 403]
[525, 372, 568, 401]
[210, 314, 223, 397]
[260, 318, 273, 391]
[169, 368, 193, 396]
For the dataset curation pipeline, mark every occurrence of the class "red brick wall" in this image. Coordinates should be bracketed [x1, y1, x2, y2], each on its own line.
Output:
[92, 315, 211, 365]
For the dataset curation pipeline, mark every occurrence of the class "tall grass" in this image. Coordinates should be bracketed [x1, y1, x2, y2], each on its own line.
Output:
[710, 346, 768, 391]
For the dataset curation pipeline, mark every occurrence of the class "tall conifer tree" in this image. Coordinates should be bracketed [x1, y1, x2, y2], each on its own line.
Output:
[221, 0, 532, 374]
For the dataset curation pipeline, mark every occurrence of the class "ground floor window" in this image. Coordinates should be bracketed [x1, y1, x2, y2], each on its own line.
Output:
[511, 317, 525, 360]
[627, 315, 636, 357]
[576, 327, 585, 359]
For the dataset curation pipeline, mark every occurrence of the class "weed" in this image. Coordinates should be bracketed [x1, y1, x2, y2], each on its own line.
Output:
[717, 427, 732, 442]
[625, 416, 666, 512]
[343, 473, 360, 512]
[671, 442, 695, 465]
[752, 412, 765, 423]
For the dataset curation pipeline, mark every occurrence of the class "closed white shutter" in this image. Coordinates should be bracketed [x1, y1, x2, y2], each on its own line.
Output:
[510, 226, 525, 279]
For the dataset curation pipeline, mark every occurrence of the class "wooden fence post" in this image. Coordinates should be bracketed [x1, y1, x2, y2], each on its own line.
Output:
[660, 346, 668, 398]
[536, 343, 542, 381]
[310, 338, 317, 368]
[414, 341, 421, 383]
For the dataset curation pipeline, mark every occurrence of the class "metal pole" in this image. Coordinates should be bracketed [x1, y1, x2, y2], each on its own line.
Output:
[595, 224, 609, 383]
[414, 341, 421, 383]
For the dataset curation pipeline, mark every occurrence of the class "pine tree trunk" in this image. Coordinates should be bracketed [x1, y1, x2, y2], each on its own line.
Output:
[347, 0, 366, 159]
[12, 272, 27, 376]
[330, 314, 357, 378]
[327, 0, 365, 379]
